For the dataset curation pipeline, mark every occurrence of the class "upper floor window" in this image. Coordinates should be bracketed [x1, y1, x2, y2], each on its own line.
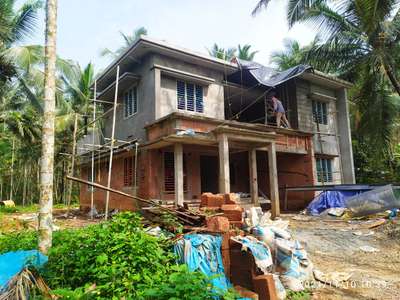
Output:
[124, 87, 138, 118]
[312, 100, 328, 125]
[177, 80, 204, 113]
[316, 157, 333, 183]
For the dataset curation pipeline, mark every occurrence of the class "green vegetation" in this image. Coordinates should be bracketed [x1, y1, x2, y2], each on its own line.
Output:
[0, 212, 235, 299]
[255, 0, 400, 184]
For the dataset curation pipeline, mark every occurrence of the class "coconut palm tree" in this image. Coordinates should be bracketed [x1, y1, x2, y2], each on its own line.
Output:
[39, 0, 58, 254]
[100, 26, 147, 59]
[207, 43, 237, 61]
[237, 44, 258, 61]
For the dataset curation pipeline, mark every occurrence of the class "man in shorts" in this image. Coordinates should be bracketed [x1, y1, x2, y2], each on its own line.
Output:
[271, 93, 291, 128]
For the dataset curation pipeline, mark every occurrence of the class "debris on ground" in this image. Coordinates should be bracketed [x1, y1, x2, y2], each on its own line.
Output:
[359, 245, 380, 253]
[313, 269, 352, 288]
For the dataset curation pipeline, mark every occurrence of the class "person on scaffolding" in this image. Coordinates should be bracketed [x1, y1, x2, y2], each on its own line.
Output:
[269, 91, 291, 128]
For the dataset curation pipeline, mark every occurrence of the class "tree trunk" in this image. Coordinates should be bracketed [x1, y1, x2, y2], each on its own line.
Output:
[39, 0, 58, 254]
[383, 61, 400, 96]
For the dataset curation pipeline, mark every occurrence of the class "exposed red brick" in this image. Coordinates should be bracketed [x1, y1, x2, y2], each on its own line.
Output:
[221, 204, 243, 222]
[221, 248, 230, 278]
[200, 193, 225, 208]
[252, 275, 278, 300]
[206, 216, 230, 232]
[234, 286, 259, 300]
[224, 193, 239, 204]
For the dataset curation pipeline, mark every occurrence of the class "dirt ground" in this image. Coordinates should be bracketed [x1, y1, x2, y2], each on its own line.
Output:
[0, 208, 99, 234]
[282, 213, 400, 300]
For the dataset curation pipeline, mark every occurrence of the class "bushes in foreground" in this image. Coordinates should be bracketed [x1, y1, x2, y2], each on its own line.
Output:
[1, 212, 233, 299]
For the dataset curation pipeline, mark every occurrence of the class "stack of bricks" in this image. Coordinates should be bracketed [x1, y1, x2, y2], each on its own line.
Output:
[200, 192, 243, 227]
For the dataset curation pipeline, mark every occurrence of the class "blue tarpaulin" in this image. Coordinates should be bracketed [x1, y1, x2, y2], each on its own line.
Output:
[0, 250, 48, 290]
[174, 234, 229, 294]
[307, 190, 364, 215]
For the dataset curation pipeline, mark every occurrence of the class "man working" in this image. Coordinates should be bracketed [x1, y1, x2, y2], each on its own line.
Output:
[269, 92, 291, 128]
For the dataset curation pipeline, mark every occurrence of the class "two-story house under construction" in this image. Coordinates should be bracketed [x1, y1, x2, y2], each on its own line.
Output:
[79, 36, 355, 217]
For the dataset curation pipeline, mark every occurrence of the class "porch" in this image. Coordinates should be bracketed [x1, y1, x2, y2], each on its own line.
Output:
[143, 113, 316, 217]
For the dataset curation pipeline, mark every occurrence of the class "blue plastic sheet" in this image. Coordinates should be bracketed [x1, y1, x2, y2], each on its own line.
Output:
[0, 250, 48, 290]
[307, 190, 363, 215]
[174, 234, 229, 294]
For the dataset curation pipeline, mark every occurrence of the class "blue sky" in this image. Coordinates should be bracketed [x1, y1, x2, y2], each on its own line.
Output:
[20, 0, 316, 72]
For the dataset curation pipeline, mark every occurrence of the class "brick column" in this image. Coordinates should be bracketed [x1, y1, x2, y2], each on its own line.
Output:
[248, 148, 259, 205]
[267, 142, 280, 218]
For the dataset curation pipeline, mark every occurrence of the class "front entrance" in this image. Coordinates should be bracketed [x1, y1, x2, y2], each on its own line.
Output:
[200, 155, 218, 194]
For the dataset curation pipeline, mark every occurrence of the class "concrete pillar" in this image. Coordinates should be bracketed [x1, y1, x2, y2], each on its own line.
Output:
[174, 143, 184, 206]
[267, 142, 280, 218]
[218, 134, 230, 193]
[249, 148, 259, 205]
[336, 88, 355, 183]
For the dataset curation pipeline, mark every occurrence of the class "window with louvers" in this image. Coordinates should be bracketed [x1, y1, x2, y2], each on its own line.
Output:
[124, 157, 133, 186]
[124, 87, 138, 117]
[176, 80, 203, 113]
[164, 152, 187, 192]
[312, 100, 328, 125]
[316, 157, 333, 183]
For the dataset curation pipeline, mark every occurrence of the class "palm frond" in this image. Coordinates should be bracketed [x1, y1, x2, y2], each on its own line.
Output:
[251, 0, 271, 16]
[10, 0, 42, 44]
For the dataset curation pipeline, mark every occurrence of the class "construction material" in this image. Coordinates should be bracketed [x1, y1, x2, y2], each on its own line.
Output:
[346, 185, 400, 217]
[90, 80, 97, 219]
[174, 234, 230, 294]
[66, 176, 205, 226]
[0, 250, 48, 289]
[105, 65, 120, 220]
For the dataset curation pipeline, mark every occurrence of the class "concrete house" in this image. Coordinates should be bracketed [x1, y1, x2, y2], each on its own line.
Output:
[79, 36, 355, 216]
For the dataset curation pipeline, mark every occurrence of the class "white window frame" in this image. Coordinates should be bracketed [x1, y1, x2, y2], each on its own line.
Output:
[176, 80, 204, 113]
[123, 85, 138, 119]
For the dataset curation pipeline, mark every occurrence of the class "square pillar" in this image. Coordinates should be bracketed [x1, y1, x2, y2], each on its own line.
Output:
[249, 148, 259, 205]
[218, 134, 230, 193]
[174, 143, 184, 206]
[267, 142, 280, 218]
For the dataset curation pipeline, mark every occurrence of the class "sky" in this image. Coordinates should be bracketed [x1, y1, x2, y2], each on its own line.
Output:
[19, 0, 317, 73]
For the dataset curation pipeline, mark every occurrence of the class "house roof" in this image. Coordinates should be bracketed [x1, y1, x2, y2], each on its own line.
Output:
[94, 35, 352, 92]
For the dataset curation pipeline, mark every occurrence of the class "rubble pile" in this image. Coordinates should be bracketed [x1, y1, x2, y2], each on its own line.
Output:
[174, 192, 316, 300]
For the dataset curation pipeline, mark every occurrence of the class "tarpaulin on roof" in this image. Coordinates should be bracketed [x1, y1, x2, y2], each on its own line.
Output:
[228, 58, 313, 88]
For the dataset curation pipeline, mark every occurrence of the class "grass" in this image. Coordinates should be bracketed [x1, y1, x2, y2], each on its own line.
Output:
[0, 203, 78, 215]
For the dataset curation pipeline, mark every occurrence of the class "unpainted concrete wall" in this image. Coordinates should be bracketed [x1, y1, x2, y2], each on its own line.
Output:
[153, 54, 225, 120]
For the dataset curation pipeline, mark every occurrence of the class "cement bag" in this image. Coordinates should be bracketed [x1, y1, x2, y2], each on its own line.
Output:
[252, 225, 275, 247]
[346, 185, 400, 217]
[273, 274, 287, 300]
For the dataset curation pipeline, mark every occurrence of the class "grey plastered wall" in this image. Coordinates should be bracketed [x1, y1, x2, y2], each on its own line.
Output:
[103, 55, 156, 143]
[295, 79, 355, 184]
[336, 88, 355, 183]
[152, 54, 225, 120]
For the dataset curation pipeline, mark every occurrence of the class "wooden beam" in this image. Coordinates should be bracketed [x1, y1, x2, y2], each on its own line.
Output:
[249, 148, 259, 205]
[267, 142, 280, 218]
[218, 134, 230, 193]
[174, 143, 184, 206]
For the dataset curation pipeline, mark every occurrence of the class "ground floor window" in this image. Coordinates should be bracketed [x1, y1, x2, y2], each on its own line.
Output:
[316, 157, 333, 183]
[164, 152, 187, 192]
[124, 156, 134, 187]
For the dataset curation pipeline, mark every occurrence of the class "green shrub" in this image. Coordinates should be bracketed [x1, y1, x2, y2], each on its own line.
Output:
[0, 230, 37, 253]
[142, 265, 216, 300]
[43, 212, 174, 299]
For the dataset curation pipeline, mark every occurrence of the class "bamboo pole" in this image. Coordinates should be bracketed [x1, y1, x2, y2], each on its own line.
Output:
[104, 65, 120, 220]
[67, 113, 78, 211]
[90, 80, 97, 219]
[22, 165, 27, 206]
[9, 138, 15, 202]
[66, 176, 198, 225]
